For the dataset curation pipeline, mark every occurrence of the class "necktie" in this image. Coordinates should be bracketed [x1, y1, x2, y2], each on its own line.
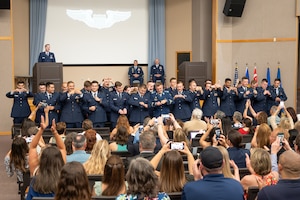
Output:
[48, 94, 52, 99]
[93, 92, 96, 97]
[276, 88, 279, 96]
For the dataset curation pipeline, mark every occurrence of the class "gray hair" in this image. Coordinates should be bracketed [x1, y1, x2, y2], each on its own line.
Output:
[233, 111, 242, 122]
[191, 108, 203, 120]
[73, 134, 86, 149]
[139, 131, 156, 150]
[214, 110, 226, 120]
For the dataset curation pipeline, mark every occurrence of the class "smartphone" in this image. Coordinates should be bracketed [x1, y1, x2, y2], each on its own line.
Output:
[278, 133, 284, 146]
[170, 142, 184, 150]
[215, 128, 221, 140]
[279, 101, 284, 108]
[210, 119, 219, 127]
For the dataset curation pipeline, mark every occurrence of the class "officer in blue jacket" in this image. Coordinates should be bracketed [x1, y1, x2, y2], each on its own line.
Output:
[172, 81, 193, 122]
[150, 58, 165, 85]
[6, 81, 33, 124]
[38, 44, 56, 62]
[109, 81, 129, 128]
[33, 82, 60, 127]
[235, 77, 253, 114]
[149, 82, 173, 117]
[128, 60, 144, 86]
[220, 78, 238, 118]
[267, 78, 287, 114]
[188, 79, 203, 111]
[252, 78, 271, 114]
[59, 81, 84, 128]
[202, 80, 222, 118]
[128, 84, 150, 125]
[82, 81, 108, 127]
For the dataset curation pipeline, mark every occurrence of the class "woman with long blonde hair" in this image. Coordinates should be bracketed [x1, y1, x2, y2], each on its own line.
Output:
[251, 123, 271, 149]
[83, 140, 111, 175]
[216, 146, 239, 181]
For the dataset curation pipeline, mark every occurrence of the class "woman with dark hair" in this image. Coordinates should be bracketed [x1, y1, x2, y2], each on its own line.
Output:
[199, 123, 219, 148]
[4, 137, 29, 182]
[220, 129, 250, 168]
[286, 106, 298, 123]
[55, 161, 91, 200]
[238, 118, 254, 135]
[64, 132, 77, 155]
[84, 129, 97, 152]
[94, 155, 126, 196]
[109, 126, 129, 151]
[151, 143, 194, 193]
[220, 116, 233, 136]
[26, 117, 66, 200]
[116, 157, 170, 200]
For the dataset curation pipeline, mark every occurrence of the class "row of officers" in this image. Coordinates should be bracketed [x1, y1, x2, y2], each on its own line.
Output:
[6, 76, 287, 128]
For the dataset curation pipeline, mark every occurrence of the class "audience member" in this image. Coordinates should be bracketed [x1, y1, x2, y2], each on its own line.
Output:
[55, 161, 91, 200]
[232, 111, 243, 128]
[49, 122, 66, 144]
[83, 140, 110, 175]
[94, 155, 126, 196]
[116, 157, 170, 200]
[109, 126, 129, 152]
[79, 119, 102, 141]
[238, 118, 254, 135]
[84, 129, 97, 152]
[182, 146, 244, 200]
[110, 115, 134, 140]
[257, 150, 300, 200]
[64, 132, 77, 155]
[251, 123, 272, 149]
[67, 134, 90, 163]
[216, 146, 239, 181]
[4, 137, 29, 182]
[241, 148, 279, 195]
[183, 108, 207, 137]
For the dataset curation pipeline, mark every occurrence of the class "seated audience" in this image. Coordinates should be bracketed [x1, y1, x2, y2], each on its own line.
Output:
[199, 123, 218, 148]
[83, 140, 110, 175]
[216, 146, 239, 181]
[220, 129, 250, 168]
[55, 161, 91, 200]
[238, 118, 254, 135]
[232, 111, 243, 128]
[257, 150, 300, 200]
[183, 108, 207, 136]
[4, 137, 29, 182]
[84, 129, 97, 152]
[49, 122, 66, 144]
[27, 118, 66, 200]
[110, 115, 134, 140]
[79, 119, 102, 141]
[241, 148, 279, 195]
[64, 132, 77, 155]
[109, 126, 129, 152]
[151, 142, 195, 192]
[67, 134, 90, 163]
[94, 155, 126, 196]
[182, 146, 244, 200]
[270, 105, 294, 131]
[116, 157, 170, 200]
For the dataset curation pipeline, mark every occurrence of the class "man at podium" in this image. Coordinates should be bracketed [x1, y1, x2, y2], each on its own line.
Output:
[38, 44, 56, 62]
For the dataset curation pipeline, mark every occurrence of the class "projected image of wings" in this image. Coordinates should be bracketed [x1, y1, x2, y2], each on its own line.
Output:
[66, 9, 131, 29]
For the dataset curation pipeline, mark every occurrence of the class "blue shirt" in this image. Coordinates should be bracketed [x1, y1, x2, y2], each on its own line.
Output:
[66, 150, 90, 164]
[182, 174, 244, 200]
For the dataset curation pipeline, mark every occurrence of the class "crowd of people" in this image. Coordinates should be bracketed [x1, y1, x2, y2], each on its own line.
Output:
[4, 70, 300, 200]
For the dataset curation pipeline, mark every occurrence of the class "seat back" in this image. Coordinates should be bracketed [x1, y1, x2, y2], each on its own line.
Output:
[247, 186, 259, 200]
[167, 192, 182, 200]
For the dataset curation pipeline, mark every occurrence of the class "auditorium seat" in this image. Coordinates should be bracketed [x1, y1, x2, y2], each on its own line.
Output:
[19, 170, 31, 200]
[87, 174, 103, 191]
[167, 192, 182, 200]
[247, 186, 259, 200]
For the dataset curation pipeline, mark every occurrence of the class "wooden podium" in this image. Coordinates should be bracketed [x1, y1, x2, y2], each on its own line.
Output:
[177, 62, 210, 87]
[32, 62, 63, 93]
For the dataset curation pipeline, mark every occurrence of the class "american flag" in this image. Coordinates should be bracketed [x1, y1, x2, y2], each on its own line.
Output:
[253, 67, 257, 81]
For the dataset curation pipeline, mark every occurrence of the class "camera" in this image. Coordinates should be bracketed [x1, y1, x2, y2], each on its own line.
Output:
[215, 128, 221, 140]
[210, 119, 219, 127]
[278, 133, 284, 146]
[170, 142, 184, 150]
[279, 101, 284, 108]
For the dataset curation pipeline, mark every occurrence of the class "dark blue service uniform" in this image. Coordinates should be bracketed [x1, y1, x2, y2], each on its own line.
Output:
[150, 64, 165, 85]
[220, 87, 237, 118]
[38, 52, 56, 62]
[128, 66, 144, 86]
[252, 87, 269, 113]
[6, 91, 34, 124]
[172, 90, 193, 122]
[188, 90, 203, 111]
[82, 91, 108, 127]
[235, 86, 254, 114]
[149, 91, 173, 117]
[59, 92, 84, 128]
[202, 88, 222, 118]
[128, 92, 150, 124]
[267, 86, 287, 113]
[109, 91, 129, 128]
[33, 92, 60, 126]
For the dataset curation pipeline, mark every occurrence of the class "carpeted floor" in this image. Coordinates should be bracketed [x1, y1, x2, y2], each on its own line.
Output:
[0, 135, 21, 200]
